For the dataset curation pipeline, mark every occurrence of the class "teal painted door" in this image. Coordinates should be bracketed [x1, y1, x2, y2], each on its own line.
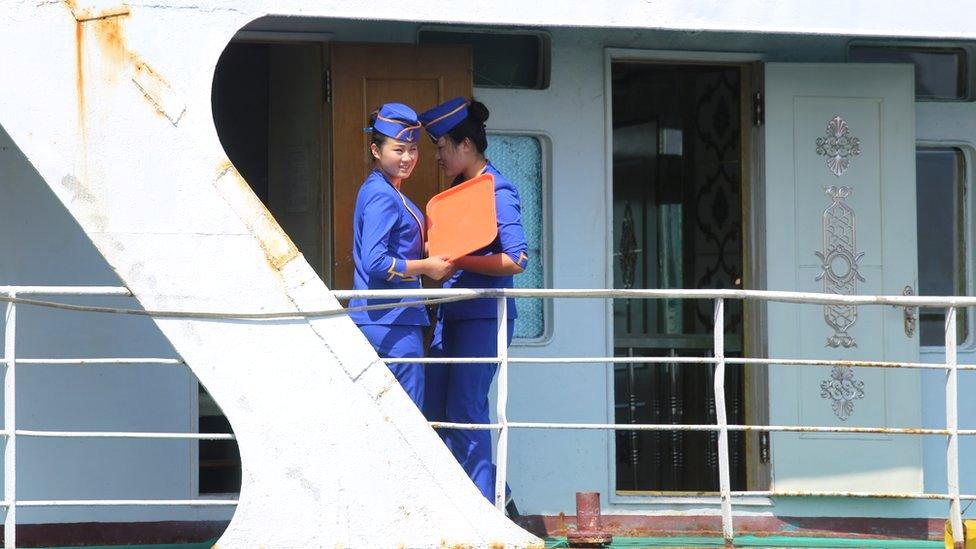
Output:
[764, 64, 921, 492]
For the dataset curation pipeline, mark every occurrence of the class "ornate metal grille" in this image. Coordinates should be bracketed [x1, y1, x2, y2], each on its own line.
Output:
[611, 63, 746, 492]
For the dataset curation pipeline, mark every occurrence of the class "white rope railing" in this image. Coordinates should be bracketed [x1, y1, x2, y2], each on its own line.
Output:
[0, 285, 969, 547]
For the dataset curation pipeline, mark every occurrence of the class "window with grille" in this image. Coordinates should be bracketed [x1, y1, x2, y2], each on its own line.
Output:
[486, 133, 548, 340]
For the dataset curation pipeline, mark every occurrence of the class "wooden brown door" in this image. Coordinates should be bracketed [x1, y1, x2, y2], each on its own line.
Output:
[331, 44, 473, 290]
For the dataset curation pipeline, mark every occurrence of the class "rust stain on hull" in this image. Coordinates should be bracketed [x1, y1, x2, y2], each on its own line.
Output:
[91, 16, 129, 70]
[131, 61, 187, 126]
[64, 0, 131, 21]
[69, 2, 185, 128]
[75, 19, 86, 138]
[216, 160, 301, 272]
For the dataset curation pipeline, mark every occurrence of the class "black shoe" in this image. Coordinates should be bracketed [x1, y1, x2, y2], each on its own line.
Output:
[504, 495, 520, 518]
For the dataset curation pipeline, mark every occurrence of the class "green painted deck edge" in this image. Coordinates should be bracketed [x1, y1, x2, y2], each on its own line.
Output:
[545, 535, 943, 548]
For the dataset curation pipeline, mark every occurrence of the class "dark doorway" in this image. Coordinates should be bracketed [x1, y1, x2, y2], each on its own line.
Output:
[611, 62, 747, 492]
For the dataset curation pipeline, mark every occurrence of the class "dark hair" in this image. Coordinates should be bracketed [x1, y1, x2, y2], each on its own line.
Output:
[366, 111, 389, 157]
[444, 100, 490, 154]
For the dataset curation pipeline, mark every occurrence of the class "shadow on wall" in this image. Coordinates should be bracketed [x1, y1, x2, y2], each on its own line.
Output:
[0, 124, 236, 543]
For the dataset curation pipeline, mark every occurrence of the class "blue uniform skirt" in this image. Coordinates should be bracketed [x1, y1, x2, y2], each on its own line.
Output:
[358, 324, 425, 409]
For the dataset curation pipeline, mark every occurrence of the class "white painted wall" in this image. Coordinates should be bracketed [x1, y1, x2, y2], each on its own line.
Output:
[480, 29, 612, 517]
[475, 27, 976, 521]
[0, 125, 236, 525]
[0, 3, 540, 546]
[2, 0, 976, 538]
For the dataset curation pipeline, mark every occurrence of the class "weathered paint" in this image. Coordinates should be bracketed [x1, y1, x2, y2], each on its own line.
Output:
[64, 0, 130, 23]
[3, 0, 976, 544]
[1, 1, 541, 546]
[73, 6, 186, 126]
[214, 161, 300, 271]
[131, 61, 186, 126]
[518, 514, 947, 542]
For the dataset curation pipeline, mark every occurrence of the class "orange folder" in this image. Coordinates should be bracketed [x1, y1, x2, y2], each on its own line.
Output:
[426, 173, 497, 260]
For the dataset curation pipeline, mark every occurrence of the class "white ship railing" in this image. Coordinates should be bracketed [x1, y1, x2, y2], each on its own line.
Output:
[2, 285, 973, 547]
[0, 286, 239, 549]
[333, 288, 976, 547]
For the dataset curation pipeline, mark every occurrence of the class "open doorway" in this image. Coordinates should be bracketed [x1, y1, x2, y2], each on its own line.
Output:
[212, 41, 471, 290]
[212, 40, 328, 280]
[208, 37, 472, 495]
[611, 61, 751, 493]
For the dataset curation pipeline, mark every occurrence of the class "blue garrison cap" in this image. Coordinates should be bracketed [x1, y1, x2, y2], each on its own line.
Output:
[371, 103, 421, 143]
[419, 97, 469, 140]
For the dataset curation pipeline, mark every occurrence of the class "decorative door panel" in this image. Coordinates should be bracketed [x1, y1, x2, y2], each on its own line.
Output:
[764, 64, 921, 493]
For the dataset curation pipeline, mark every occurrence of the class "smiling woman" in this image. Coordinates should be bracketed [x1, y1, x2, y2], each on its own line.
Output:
[348, 103, 454, 409]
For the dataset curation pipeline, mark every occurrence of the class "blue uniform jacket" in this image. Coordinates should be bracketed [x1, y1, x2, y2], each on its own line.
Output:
[349, 169, 429, 326]
[440, 162, 529, 321]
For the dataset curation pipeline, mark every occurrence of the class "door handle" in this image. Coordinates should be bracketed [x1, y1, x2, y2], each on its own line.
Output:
[902, 285, 917, 338]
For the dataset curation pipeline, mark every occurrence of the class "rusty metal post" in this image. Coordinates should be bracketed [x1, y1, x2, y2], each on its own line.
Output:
[566, 492, 611, 547]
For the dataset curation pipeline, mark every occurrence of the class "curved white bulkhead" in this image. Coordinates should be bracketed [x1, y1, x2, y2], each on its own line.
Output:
[0, 2, 543, 547]
[2, 0, 975, 547]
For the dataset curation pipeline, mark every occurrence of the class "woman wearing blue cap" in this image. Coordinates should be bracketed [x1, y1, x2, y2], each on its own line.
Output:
[349, 103, 455, 409]
[418, 98, 528, 511]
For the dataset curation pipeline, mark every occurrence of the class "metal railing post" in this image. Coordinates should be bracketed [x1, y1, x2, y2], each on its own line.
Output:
[713, 298, 733, 545]
[494, 296, 509, 511]
[946, 306, 964, 547]
[5, 297, 16, 548]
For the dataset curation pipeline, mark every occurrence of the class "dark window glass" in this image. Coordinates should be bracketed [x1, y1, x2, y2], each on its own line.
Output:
[198, 385, 241, 494]
[917, 147, 968, 345]
[418, 30, 549, 89]
[849, 45, 968, 100]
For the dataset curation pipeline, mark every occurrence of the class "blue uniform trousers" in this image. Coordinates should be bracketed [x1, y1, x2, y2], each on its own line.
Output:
[424, 318, 514, 502]
[358, 324, 425, 409]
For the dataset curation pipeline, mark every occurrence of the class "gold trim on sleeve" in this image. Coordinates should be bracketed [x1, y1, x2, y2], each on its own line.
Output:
[386, 258, 402, 281]
[386, 258, 415, 282]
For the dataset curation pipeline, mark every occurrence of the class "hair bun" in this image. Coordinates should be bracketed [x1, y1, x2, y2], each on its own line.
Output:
[468, 100, 490, 124]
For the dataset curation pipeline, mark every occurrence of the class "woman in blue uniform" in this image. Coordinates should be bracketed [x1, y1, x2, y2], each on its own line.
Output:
[350, 103, 455, 409]
[418, 98, 529, 508]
